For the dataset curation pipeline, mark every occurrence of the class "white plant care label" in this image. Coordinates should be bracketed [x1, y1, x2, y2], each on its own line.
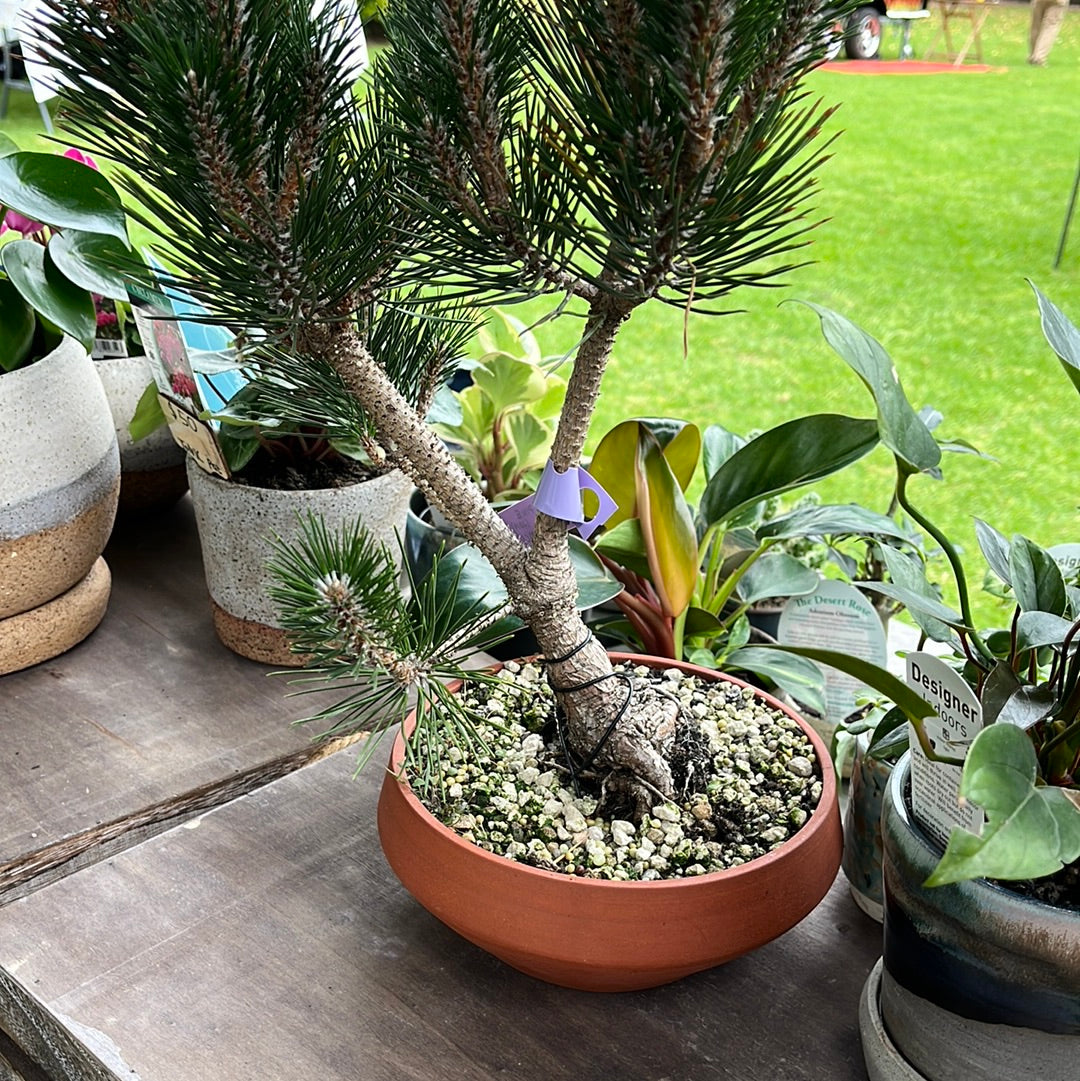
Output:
[905, 651, 984, 849]
[777, 579, 888, 731]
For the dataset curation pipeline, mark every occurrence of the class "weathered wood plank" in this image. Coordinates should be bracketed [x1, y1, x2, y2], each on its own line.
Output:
[0, 497, 354, 902]
[0, 750, 881, 1081]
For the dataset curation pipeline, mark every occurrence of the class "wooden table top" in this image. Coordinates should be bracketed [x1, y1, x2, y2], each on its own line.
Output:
[0, 495, 881, 1081]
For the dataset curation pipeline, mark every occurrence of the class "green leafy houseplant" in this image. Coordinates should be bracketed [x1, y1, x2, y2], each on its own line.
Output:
[774, 286, 1080, 896]
[583, 330, 926, 712]
[0, 137, 133, 372]
[38, 0, 844, 809]
[431, 308, 568, 503]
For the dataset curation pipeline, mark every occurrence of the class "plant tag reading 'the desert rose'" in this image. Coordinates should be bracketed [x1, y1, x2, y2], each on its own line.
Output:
[777, 579, 887, 733]
[905, 651, 984, 849]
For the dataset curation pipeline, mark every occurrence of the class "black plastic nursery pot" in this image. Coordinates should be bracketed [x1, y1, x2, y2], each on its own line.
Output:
[859, 755, 1080, 1081]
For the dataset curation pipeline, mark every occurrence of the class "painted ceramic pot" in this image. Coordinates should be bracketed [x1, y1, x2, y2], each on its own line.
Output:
[859, 756, 1080, 1081]
[378, 654, 843, 992]
[94, 354, 188, 513]
[186, 459, 412, 665]
[841, 731, 894, 921]
[0, 338, 119, 673]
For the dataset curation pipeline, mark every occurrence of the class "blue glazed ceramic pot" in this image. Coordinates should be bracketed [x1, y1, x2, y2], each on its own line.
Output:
[861, 755, 1080, 1081]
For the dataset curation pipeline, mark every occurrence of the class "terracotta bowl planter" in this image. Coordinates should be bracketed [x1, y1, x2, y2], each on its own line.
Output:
[186, 459, 412, 665]
[860, 756, 1080, 1081]
[0, 338, 119, 673]
[94, 354, 188, 514]
[378, 653, 843, 992]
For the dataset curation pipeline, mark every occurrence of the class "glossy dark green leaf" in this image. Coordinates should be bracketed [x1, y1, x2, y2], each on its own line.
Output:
[683, 606, 723, 635]
[1009, 534, 1067, 615]
[859, 581, 962, 635]
[2, 240, 95, 348]
[758, 502, 913, 543]
[699, 414, 878, 528]
[975, 518, 1012, 588]
[726, 646, 826, 716]
[701, 424, 745, 480]
[434, 535, 621, 627]
[1030, 281, 1080, 396]
[48, 229, 134, 300]
[0, 278, 36, 372]
[759, 643, 940, 726]
[735, 552, 819, 605]
[798, 301, 941, 474]
[0, 152, 128, 242]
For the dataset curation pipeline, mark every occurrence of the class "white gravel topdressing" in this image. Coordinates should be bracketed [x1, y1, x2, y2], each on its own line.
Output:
[412, 660, 824, 880]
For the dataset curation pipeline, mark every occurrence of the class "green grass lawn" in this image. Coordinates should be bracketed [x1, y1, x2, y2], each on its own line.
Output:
[3, 4, 1078, 624]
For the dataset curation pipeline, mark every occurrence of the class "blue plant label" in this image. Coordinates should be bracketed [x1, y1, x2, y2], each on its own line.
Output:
[905, 651, 984, 849]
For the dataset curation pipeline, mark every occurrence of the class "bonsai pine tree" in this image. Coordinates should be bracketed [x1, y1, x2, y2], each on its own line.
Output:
[38, 0, 842, 805]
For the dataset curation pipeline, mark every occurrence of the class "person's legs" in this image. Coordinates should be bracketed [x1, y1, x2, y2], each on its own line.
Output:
[1030, 0, 1067, 64]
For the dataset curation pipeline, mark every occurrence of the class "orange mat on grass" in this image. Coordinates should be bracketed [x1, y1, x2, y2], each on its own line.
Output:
[821, 59, 1006, 75]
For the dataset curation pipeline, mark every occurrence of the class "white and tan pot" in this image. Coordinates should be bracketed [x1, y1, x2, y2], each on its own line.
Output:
[0, 337, 120, 674]
[186, 458, 412, 665]
[94, 354, 188, 514]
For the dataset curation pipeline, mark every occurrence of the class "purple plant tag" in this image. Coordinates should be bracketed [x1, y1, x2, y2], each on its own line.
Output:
[498, 462, 616, 546]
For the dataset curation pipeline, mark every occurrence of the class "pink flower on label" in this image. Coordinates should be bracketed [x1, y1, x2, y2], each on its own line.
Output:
[63, 148, 99, 170]
[170, 371, 198, 400]
[1, 209, 44, 236]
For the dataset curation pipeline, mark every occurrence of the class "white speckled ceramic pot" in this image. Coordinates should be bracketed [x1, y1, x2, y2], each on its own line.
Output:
[186, 457, 412, 665]
[93, 354, 188, 514]
[0, 337, 120, 672]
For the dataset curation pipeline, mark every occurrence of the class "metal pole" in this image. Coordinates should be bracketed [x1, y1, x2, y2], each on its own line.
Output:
[1054, 150, 1080, 269]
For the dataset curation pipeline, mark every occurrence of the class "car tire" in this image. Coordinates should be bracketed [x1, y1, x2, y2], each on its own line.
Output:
[845, 7, 883, 60]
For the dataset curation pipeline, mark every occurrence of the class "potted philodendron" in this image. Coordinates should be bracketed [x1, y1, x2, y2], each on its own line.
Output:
[42, 0, 849, 990]
[771, 290, 1080, 1081]
[0, 137, 135, 673]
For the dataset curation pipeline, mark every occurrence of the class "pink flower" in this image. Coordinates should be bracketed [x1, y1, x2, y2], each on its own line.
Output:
[170, 371, 198, 400]
[63, 148, 98, 170]
[1, 209, 44, 236]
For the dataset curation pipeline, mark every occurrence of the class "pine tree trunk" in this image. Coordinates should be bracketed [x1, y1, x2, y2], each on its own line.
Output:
[314, 316, 680, 799]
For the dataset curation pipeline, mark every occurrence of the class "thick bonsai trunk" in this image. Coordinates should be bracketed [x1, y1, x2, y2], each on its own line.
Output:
[313, 312, 680, 801]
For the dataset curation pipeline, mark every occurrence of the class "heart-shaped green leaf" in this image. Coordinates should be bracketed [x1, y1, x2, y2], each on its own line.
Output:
[926, 722, 1080, 885]
[798, 301, 941, 475]
[472, 351, 548, 415]
[0, 277, 36, 372]
[48, 229, 135, 300]
[699, 414, 878, 528]
[2, 240, 95, 348]
[1009, 534, 1066, 615]
[0, 152, 128, 242]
